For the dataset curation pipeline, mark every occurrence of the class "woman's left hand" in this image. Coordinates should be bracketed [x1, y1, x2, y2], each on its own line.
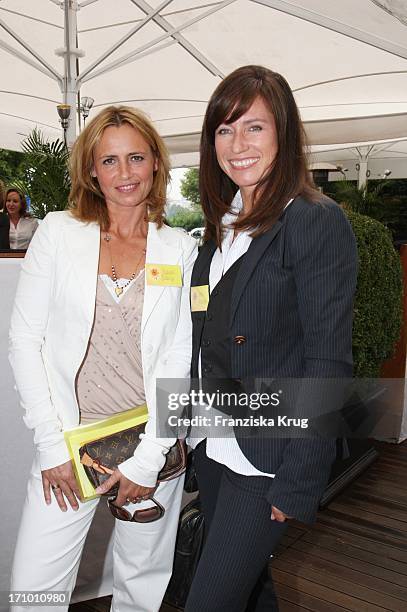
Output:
[271, 506, 292, 522]
[95, 469, 156, 506]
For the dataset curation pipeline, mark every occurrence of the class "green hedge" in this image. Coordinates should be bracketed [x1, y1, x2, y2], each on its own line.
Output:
[345, 209, 403, 377]
[168, 209, 204, 232]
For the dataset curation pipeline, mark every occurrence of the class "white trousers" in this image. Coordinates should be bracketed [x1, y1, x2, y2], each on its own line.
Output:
[10, 457, 184, 612]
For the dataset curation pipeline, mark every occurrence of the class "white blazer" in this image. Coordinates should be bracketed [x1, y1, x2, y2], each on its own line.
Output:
[9, 211, 197, 487]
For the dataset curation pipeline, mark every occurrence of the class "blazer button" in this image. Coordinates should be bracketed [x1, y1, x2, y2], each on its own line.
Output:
[234, 335, 246, 345]
[202, 339, 211, 347]
[206, 313, 213, 321]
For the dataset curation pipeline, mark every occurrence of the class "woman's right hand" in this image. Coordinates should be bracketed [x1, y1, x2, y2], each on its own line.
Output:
[41, 460, 81, 511]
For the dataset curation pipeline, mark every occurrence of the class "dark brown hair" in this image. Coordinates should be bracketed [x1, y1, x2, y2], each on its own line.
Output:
[5, 188, 29, 217]
[200, 65, 319, 244]
[69, 105, 170, 230]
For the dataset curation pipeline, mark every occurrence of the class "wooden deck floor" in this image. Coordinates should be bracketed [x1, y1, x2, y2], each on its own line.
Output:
[69, 440, 407, 612]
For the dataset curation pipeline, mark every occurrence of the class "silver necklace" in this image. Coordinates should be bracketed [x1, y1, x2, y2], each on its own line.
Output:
[104, 233, 146, 297]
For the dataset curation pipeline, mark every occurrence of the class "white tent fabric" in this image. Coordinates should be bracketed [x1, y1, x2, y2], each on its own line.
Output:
[310, 137, 407, 181]
[0, 0, 407, 174]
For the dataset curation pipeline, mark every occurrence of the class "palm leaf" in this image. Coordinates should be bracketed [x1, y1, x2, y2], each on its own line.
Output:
[18, 128, 71, 219]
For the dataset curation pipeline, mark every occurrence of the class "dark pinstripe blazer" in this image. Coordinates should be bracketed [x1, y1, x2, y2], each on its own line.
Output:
[190, 196, 358, 523]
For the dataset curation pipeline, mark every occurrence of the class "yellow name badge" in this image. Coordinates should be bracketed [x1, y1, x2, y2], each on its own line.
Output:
[145, 264, 182, 287]
[191, 285, 209, 312]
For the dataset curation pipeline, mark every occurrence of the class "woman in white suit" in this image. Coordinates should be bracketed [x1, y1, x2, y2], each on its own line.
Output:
[9, 106, 197, 612]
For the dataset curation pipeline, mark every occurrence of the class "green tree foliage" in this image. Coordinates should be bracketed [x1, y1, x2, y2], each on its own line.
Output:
[326, 179, 407, 239]
[180, 168, 201, 210]
[345, 209, 403, 377]
[332, 180, 386, 216]
[166, 203, 186, 219]
[0, 148, 26, 185]
[168, 208, 204, 231]
[15, 129, 70, 219]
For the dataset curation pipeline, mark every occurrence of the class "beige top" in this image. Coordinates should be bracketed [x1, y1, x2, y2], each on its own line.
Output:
[77, 272, 146, 423]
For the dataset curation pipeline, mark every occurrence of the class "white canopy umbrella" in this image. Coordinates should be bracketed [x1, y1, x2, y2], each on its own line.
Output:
[310, 137, 407, 185]
[0, 0, 407, 186]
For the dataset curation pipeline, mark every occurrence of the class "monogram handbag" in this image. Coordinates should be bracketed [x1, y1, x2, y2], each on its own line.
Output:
[79, 424, 187, 496]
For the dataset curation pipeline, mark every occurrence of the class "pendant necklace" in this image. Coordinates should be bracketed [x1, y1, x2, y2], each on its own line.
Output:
[104, 233, 146, 297]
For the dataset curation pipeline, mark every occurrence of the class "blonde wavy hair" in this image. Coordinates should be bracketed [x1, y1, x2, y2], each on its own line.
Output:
[69, 105, 170, 229]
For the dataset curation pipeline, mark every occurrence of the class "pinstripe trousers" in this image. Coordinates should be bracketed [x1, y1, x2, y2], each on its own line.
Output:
[184, 441, 288, 612]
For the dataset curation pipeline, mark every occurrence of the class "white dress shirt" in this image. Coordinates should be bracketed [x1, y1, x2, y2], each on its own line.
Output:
[9, 216, 38, 249]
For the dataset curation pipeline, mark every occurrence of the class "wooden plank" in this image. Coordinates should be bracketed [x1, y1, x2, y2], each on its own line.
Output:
[273, 568, 388, 612]
[300, 528, 407, 575]
[316, 519, 407, 563]
[342, 491, 407, 520]
[373, 456, 407, 469]
[351, 480, 407, 504]
[326, 503, 407, 535]
[278, 600, 309, 612]
[346, 488, 407, 511]
[318, 510, 407, 550]
[273, 554, 407, 610]
[358, 472, 406, 487]
[329, 496, 407, 526]
[279, 544, 407, 600]
[314, 520, 407, 562]
[361, 465, 407, 485]
[291, 539, 407, 586]
[275, 581, 350, 612]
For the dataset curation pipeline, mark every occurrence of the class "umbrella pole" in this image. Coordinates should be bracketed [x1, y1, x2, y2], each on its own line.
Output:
[63, 0, 79, 148]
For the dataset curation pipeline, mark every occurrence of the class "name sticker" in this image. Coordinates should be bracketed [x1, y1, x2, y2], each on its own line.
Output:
[145, 264, 182, 287]
[191, 285, 209, 312]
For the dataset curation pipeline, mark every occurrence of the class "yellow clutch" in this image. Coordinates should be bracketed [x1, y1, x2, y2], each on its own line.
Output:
[64, 405, 148, 500]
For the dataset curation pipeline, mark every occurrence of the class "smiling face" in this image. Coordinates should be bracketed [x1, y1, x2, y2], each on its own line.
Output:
[214, 96, 278, 207]
[92, 123, 158, 214]
[5, 191, 22, 217]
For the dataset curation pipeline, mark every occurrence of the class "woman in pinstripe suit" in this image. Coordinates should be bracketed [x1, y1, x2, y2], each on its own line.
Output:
[185, 65, 358, 611]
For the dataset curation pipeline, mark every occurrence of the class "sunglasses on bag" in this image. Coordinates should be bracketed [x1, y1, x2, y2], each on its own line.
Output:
[107, 496, 165, 522]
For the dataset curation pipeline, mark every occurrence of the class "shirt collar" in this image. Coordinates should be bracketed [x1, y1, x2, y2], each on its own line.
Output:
[223, 190, 294, 229]
[223, 190, 243, 229]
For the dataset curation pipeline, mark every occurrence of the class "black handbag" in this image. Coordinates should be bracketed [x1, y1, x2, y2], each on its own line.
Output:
[183, 451, 199, 493]
[164, 497, 204, 609]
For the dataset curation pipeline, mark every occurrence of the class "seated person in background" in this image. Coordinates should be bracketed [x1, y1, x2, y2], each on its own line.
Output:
[0, 180, 10, 249]
[5, 188, 38, 249]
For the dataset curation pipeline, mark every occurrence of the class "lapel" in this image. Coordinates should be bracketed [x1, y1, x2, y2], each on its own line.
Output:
[192, 238, 217, 286]
[65, 217, 100, 322]
[141, 222, 182, 333]
[230, 219, 283, 324]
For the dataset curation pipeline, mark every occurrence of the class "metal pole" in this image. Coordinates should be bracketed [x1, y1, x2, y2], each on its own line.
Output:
[356, 145, 374, 189]
[357, 159, 369, 189]
[63, 0, 79, 147]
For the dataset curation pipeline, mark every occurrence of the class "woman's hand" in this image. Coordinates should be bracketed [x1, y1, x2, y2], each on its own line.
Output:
[271, 506, 292, 522]
[41, 460, 81, 511]
[95, 469, 156, 507]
